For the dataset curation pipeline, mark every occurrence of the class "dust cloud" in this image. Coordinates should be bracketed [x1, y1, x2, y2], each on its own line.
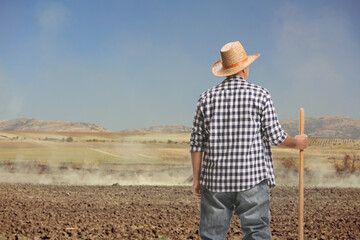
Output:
[0, 159, 193, 186]
[275, 167, 360, 188]
[1, 160, 360, 188]
[0, 146, 359, 188]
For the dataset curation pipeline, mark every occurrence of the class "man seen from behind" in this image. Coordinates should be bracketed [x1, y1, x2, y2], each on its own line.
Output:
[190, 41, 308, 240]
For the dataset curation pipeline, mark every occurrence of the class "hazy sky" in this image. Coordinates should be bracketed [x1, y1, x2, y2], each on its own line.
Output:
[1, 0, 359, 131]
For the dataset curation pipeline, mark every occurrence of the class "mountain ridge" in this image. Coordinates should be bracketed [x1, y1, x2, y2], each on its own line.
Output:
[280, 115, 360, 139]
[119, 125, 191, 134]
[1, 116, 359, 139]
[0, 118, 110, 133]
[121, 115, 360, 139]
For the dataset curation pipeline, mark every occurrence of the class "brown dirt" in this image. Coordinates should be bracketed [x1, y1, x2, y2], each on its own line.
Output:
[0, 184, 359, 240]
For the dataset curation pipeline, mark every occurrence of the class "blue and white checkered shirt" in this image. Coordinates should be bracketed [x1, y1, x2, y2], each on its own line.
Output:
[190, 75, 287, 192]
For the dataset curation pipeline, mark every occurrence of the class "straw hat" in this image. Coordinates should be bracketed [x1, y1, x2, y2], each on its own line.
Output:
[212, 41, 260, 77]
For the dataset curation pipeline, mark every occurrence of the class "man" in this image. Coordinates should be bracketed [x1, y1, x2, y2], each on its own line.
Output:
[190, 41, 308, 240]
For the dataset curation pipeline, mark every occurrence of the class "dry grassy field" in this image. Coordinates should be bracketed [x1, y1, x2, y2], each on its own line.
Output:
[0, 131, 192, 185]
[0, 131, 360, 239]
[1, 131, 359, 187]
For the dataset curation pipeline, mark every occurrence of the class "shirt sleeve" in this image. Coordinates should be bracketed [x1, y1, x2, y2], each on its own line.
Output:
[189, 98, 207, 152]
[261, 93, 287, 146]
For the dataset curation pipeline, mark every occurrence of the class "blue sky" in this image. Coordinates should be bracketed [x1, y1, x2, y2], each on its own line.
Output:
[1, 0, 359, 131]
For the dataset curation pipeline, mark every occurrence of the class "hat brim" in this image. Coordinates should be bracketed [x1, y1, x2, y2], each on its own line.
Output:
[212, 53, 260, 77]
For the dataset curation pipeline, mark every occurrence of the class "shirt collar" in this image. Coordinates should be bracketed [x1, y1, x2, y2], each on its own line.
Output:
[223, 75, 246, 84]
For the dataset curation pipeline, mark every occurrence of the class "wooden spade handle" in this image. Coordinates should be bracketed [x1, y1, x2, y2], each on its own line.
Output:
[299, 108, 304, 240]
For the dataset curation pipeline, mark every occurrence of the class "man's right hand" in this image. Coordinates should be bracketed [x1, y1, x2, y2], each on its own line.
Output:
[278, 134, 308, 150]
[294, 134, 308, 150]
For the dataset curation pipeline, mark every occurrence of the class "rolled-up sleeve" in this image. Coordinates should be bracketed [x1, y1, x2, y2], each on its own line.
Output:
[261, 93, 287, 146]
[190, 98, 207, 152]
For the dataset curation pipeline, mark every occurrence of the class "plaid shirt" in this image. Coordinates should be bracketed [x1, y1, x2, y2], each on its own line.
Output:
[190, 76, 287, 192]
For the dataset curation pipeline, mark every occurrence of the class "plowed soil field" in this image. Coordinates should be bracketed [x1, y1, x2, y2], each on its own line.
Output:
[0, 184, 359, 240]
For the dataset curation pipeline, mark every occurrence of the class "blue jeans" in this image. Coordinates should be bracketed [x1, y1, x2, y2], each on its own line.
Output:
[199, 180, 271, 240]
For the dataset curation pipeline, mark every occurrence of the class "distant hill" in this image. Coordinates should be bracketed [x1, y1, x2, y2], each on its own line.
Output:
[0, 118, 110, 133]
[2, 116, 359, 138]
[121, 116, 360, 139]
[280, 115, 360, 139]
[121, 125, 191, 133]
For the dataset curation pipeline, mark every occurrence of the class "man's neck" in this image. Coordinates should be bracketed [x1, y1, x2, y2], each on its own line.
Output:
[235, 72, 247, 79]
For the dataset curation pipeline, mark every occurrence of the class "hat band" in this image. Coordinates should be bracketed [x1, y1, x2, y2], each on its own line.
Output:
[223, 57, 249, 69]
